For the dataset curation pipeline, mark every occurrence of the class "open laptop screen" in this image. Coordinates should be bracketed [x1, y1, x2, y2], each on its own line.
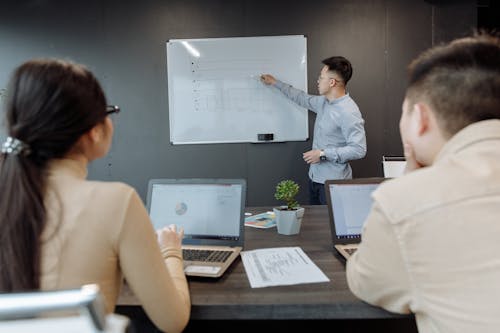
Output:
[329, 183, 379, 238]
[147, 181, 244, 242]
[325, 178, 386, 243]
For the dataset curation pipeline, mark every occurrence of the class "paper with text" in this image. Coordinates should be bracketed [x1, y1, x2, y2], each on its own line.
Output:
[241, 247, 330, 288]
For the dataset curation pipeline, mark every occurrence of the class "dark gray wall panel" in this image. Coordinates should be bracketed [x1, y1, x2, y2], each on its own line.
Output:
[0, 0, 476, 206]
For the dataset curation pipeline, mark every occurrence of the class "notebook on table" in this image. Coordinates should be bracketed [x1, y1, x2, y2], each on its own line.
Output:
[146, 178, 246, 278]
[325, 178, 386, 261]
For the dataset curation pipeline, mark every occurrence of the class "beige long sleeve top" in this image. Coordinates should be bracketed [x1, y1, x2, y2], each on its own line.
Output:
[346, 120, 500, 333]
[40, 158, 190, 333]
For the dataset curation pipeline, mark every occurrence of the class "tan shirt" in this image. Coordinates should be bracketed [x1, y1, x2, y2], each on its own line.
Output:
[347, 120, 500, 333]
[40, 159, 190, 333]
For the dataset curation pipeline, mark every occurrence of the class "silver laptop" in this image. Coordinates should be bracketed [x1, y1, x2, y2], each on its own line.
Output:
[146, 178, 246, 278]
[325, 178, 386, 260]
[382, 155, 406, 178]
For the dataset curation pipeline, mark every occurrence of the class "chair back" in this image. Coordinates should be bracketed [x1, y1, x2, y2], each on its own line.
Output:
[0, 284, 129, 333]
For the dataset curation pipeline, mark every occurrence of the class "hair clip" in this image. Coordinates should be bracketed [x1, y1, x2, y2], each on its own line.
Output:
[1, 136, 31, 156]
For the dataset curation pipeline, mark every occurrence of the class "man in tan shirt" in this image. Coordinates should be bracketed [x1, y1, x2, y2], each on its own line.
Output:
[346, 33, 500, 332]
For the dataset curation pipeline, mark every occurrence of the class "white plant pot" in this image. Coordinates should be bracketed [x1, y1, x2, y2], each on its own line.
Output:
[273, 206, 305, 235]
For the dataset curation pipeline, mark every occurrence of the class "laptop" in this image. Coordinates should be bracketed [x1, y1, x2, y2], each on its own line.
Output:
[146, 178, 246, 278]
[382, 155, 406, 178]
[325, 178, 386, 260]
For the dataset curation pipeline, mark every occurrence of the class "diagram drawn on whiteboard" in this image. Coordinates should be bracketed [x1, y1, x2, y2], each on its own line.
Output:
[166, 35, 309, 144]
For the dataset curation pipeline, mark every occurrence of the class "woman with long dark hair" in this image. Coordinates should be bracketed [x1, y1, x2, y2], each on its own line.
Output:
[0, 59, 190, 333]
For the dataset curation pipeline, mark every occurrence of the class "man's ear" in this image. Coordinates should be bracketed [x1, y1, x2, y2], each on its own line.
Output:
[412, 102, 432, 136]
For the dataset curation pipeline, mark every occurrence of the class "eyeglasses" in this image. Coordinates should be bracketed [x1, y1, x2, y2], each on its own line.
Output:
[106, 105, 120, 115]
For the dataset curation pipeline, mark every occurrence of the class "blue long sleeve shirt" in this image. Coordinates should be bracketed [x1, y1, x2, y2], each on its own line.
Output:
[274, 80, 367, 183]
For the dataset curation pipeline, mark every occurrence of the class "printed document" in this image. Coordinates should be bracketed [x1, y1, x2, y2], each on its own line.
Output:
[240, 247, 330, 288]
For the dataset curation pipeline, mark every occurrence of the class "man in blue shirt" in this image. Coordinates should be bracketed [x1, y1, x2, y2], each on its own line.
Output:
[261, 56, 367, 205]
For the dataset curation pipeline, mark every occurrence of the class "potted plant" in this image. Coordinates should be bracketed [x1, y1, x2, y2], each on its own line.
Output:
[273, 180, 305, 235]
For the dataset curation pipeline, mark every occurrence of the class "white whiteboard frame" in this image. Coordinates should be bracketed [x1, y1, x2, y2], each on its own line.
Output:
[166, 35, 309, 144]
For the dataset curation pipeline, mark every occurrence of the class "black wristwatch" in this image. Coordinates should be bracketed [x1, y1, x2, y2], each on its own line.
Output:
[320, 150, 327, 161]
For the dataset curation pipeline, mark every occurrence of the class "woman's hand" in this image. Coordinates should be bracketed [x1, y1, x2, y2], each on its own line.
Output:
[156, 224, 184, 250]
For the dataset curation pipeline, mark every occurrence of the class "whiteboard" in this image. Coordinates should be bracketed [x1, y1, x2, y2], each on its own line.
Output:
[166, 35, 308, 144]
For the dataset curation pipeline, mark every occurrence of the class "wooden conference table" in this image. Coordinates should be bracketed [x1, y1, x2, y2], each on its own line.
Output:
[116, 205, 416, 332]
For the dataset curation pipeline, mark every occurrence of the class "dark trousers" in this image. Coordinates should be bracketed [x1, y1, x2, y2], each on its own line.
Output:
[308, 179, 326, 205]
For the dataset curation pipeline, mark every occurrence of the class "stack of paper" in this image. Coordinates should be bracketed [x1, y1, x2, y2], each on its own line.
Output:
[240, 247, 330, 288]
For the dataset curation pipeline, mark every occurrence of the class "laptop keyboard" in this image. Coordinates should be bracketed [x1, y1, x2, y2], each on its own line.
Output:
[183, 249, 233, 263]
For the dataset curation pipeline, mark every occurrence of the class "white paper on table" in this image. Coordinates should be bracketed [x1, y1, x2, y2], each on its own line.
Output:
[240, 246, 330, 288]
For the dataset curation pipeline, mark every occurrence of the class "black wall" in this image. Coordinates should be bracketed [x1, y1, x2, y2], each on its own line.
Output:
[0, 0, 476, 206]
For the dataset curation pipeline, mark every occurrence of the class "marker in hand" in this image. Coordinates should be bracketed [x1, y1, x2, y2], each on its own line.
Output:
[260, 74, 276, 85]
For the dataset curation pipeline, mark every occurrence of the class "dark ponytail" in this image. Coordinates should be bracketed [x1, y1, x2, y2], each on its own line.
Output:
[0, 59, 107, 291]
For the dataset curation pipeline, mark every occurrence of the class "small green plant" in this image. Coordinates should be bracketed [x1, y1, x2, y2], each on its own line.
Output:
[274, 179, 299, 210]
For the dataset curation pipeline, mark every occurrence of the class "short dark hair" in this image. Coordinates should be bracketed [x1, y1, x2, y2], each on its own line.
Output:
[322, 56, 353, 84]
[406, 31, 500, 136]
